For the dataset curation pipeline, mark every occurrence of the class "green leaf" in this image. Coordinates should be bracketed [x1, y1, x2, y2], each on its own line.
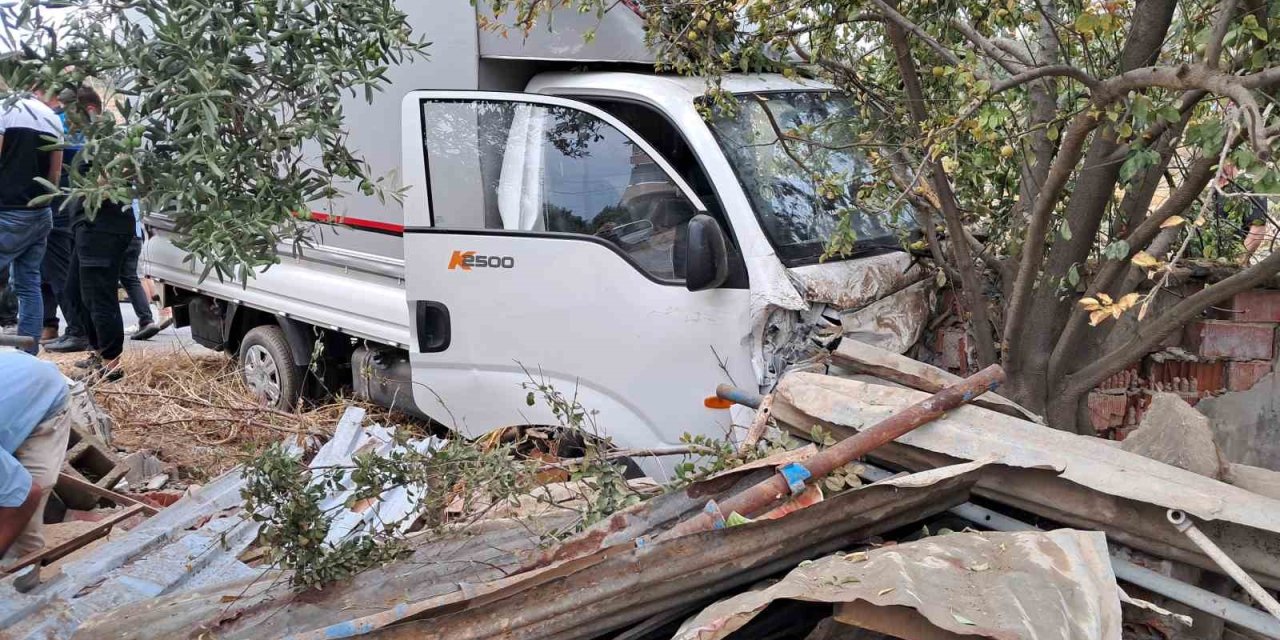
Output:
[1103, 240, 1130, 260]
[1067, 264, 1080, 287]
[1059, 221, 1073, 241]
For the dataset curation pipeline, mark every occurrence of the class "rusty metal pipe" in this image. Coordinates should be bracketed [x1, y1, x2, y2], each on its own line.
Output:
[661, 364, 1006, 540]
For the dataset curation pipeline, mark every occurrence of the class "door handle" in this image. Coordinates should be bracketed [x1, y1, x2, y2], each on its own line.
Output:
[415, 301, 451, 353]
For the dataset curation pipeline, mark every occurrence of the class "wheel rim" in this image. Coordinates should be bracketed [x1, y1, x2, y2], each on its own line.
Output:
[243, 344, 282, 405]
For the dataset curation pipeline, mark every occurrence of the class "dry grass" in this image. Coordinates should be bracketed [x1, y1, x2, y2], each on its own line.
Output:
[49, 348, 411, 480]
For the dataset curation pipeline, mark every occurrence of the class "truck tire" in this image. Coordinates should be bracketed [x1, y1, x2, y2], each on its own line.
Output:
[239, 325, 303, 411]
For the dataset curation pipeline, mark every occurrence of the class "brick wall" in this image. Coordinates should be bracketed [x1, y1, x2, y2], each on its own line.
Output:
[922, 287, 1280, 437]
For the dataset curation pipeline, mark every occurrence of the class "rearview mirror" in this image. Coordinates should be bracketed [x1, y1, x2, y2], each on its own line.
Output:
[684, 214, 729, 292]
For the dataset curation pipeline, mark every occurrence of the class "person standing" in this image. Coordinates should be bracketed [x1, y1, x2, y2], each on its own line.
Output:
[0, 350, 71, 570]
[38, 88, 85, 344]
[57, 87, 133, 380]
[0, 91, 63, 354]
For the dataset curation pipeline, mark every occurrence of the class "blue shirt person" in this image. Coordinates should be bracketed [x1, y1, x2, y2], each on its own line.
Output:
[0, 351, 71, 560]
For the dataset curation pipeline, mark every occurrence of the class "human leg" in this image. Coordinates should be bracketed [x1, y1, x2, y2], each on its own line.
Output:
[2, 406, 71, 561]
[120, 236, 153, 326]
[44, 246, 91, 353]
[40, 223, 73, 339]
[77, 227, 132, 364]
[0, 208, 52, 352]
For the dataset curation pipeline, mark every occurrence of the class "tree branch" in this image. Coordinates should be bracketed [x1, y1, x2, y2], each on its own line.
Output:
[1001, 110, 1100, 361]
[1099, 64, 1271, 158]
[866, 0, 960, 66]
[1048, 138, 1215, 382]
[990, 64, 1099, 93]
[950, 19, 1027, 74]
[886, 13, 999, 366]
[1205, 0, 1241, 69]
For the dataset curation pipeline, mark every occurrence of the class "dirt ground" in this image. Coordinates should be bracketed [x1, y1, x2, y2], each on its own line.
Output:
[47, 349, 409, 480]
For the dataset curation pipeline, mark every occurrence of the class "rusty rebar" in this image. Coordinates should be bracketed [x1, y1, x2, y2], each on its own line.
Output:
[661, 364, 1006, 540]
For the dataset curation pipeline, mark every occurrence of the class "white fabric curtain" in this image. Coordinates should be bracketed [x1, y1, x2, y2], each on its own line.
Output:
[497, 104, 547, 231]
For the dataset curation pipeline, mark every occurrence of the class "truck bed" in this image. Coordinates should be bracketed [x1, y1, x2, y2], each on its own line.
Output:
[143, 227, 412, 350]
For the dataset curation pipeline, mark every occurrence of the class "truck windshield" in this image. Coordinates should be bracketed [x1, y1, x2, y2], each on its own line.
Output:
[705, 91, 909, 265]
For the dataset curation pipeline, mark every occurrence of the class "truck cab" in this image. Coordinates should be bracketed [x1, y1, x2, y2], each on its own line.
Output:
[144, 1, 930, 463]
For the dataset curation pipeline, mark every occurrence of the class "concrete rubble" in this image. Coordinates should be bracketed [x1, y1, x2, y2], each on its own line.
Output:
[3, 344, 1280, 639]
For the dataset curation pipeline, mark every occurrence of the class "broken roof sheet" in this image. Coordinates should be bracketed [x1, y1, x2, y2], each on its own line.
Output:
[776, 372, 1280, 528]
[673, 529, 1123, 640]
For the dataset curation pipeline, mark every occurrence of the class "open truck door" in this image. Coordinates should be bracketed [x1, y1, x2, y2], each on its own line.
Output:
[399, 91, 754, 454]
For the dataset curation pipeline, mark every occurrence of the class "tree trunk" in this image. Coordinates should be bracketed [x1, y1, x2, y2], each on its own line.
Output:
[1013, 0, 1179, 430]
[1045, 386, 1090, 435]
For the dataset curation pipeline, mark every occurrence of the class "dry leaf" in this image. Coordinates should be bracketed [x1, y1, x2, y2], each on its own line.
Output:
[968, 563, 990, 572]
[878, 587, 896, 596]
[1160, 215, 1186, 228]
[1089, 310, 1111, 326]
[953, 613, 977, 626]
[1117, 292, 1140, 308]
[1131, 252, 1160, 268]
[1078, 297, 1102, 311]
[1097, 292, 1114, 305]
[842, 551, 869, 563]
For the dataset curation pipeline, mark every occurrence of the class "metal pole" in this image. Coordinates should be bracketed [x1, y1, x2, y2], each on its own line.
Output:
[0, 334, 36, 350]
[715, 383, 763, 410]
[857, 463, 1280, 638]
[1168, 509, 1280, 622]
[662, 364, 1005, 540]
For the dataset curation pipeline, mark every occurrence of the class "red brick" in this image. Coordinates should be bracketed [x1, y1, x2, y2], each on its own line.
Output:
[1147, 359, 1227, 393]
[1087, 392, 1127, 432]
[933, 327, 969, 374]
[1221, 289, 1280, 323]
[1183, 320, 1276, 360]
[1228, 360, 1273, 391]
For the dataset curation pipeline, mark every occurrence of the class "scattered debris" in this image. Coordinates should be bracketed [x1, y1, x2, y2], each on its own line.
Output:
[75, 350, 414, 479]
[6, 342, 1280, 640]
[769, 371, 1280, 586]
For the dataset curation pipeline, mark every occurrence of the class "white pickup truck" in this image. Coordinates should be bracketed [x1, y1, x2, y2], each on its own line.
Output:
[143, 0, 932, 456]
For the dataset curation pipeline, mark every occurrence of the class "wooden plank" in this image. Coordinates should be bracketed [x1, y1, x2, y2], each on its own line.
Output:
[4, 504, 146, 573]
[830, 339, 1043, 423]
[55, 472, 159, 516]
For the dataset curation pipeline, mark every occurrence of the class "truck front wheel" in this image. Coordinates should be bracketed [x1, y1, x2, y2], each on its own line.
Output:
[239, 325, 303, 411]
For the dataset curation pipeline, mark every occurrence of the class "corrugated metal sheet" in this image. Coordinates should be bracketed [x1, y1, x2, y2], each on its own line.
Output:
[0, 466, 252, 639]
[1, 407, 445, 640]
[360, 463, 987, 640]
[674, 529, 1122, 640]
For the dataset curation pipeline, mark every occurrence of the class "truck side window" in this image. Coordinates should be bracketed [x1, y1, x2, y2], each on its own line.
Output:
[421, 99, 699, 282]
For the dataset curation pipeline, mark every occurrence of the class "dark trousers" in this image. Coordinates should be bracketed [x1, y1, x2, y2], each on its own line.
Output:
[120, 237, 152, 326]
[40, 221, 73, 330]
[72, 225, 133, 360]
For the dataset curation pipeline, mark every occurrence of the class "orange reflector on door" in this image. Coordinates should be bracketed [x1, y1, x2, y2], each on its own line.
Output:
[704, 396, 733, 409]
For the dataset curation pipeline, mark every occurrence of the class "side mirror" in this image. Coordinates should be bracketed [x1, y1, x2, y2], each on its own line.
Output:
[684, 214, 729, 292]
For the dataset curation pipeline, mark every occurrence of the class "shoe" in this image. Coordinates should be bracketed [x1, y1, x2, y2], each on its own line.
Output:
[74, 354, 102, 370]
[131, 317, 173, 341]
[72, 364, 123, 384]
[45, 334, 92, 353]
